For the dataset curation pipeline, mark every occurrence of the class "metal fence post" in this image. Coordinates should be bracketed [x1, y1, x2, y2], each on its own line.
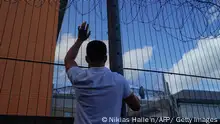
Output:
[57, 0, 68, 40]
[107, 0, 126, 117]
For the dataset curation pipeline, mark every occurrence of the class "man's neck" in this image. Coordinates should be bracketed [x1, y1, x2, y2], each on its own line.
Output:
[89, 64, 105, 68]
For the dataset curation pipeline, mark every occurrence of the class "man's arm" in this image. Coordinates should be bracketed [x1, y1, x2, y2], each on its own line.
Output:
[64, 39, 83, 71]
[124, 93, 141, 111]
[122, 78, 141, 111]
[64, 22, 90, 71]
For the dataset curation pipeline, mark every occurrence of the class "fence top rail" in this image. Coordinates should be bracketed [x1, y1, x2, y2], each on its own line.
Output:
[1, 57, 220, 80]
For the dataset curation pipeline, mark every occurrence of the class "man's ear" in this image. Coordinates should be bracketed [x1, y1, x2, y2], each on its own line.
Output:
[103, 55, 107, 63]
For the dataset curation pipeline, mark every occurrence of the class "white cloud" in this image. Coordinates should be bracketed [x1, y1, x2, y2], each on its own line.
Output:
[53, 33, 153, 88]
[165, 36, 220, 94]
[123, 46, 153, 83]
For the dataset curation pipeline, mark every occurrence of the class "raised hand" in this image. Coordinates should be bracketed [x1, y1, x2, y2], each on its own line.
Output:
[78, 21, 91, 42]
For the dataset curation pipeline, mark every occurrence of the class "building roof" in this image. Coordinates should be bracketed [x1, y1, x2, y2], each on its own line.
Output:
[129, 90, 220, 116]
[173, 90, 220, 104]
[53, 86, 75, 94]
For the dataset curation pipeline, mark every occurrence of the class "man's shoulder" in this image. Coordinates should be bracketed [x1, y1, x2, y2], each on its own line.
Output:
[111, 72, 128, 83]
[110, 71, 122, 77]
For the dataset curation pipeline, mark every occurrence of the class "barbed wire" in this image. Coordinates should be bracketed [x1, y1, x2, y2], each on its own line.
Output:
[1, 0, 220, 41]
[118, 0, 220, 41]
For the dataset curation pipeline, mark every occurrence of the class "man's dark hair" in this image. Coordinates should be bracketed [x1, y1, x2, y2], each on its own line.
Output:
[86, 40, 107, 62]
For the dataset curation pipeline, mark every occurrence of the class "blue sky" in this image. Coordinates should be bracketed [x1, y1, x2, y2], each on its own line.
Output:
[54, 0, 220, 95]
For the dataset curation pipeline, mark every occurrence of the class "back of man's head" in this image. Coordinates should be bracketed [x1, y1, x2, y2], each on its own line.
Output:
[86, 40, 107, 64]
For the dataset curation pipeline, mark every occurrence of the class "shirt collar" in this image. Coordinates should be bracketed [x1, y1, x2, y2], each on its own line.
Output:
[89, 67, 110, 72]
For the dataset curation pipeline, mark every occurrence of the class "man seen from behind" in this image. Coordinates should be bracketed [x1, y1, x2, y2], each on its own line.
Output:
[64, 22, 140, 124]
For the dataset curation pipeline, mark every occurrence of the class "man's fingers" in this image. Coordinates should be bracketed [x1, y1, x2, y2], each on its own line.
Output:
[86, 24, 89, 31]
[87, 31, 91, 38]
[81, 21, 86, 29]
